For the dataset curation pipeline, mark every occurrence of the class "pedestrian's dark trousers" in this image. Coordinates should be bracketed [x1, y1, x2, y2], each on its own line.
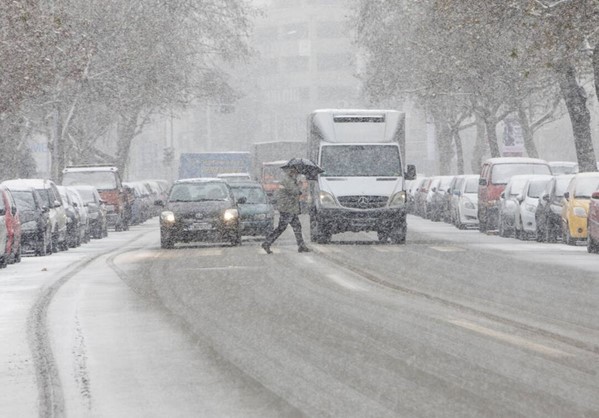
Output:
[264, 212, 305, 246]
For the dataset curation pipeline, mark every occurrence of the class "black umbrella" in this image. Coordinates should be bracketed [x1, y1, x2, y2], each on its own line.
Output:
[281, 158, 324, 180]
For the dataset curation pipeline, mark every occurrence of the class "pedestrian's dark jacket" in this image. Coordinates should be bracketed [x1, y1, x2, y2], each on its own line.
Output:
[275, 173, 301, 214]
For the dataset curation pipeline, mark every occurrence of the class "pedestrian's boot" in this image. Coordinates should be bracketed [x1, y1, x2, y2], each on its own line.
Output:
[261, 242, 273, 254]
[298, 244, 311, 253]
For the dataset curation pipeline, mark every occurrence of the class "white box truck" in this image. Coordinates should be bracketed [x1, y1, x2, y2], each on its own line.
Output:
[307, 109, 416, 244]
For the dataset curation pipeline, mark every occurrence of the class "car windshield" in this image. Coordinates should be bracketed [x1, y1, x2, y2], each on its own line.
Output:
[11, 190, 37, 211]
[555, 176, 573, 196]
[231, 186, 268, 204]
[491, 163, 551, 184]
[63, 171, 118, 189]
[508, 179, 528, 196]
[527, 179, 551, 198]
[574, 176, 599, 198]
[36, 188, 53, 206]
[169, 183, 230, 202]
[320, 145, 401, 177]
[464, 178, 478, 193]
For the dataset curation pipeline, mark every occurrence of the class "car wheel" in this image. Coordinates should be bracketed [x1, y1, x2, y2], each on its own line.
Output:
[51, 229, 59, 253]
[230, 231, 242, 246]
[377, 230, 390, 243]
[160, 231, 175, 249]
[588, 223, 599, 253]
[14, 246, 21, 263]
[498, 217, 506, 237]
[0, 255, 6, 269]
[310, 214, 329, 243]
[390, 222, 407, 244]
[478, 210, 487, 233]
[563, 223, 576, 246]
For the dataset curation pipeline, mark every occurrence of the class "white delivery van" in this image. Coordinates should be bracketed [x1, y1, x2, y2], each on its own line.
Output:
[307, 109, 416, 244]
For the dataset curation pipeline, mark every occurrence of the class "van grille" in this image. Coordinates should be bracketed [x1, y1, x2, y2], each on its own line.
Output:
[337, 196, 388, 209]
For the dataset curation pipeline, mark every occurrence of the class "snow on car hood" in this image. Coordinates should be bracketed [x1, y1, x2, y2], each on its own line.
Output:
[319, 176, 402, 197]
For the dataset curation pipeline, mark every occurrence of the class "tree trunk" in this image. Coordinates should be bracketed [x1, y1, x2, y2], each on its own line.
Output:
[116, 112, 140, 176]
[432, 112, 453, 175]
[453, 129, 464, 174]
[484, 113, 500, 158]
[470, 113, 486, 174]
[50, 105, 65, 182]
[517, 105, 538, 158]
[593, 43, 599, 116]
[555, 62, 597, 172]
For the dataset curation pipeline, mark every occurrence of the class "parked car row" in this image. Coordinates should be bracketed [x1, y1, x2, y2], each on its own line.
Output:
[407, 174, 480, 231]
[407, 157, 599, 254]
[0, 174, 168, 269]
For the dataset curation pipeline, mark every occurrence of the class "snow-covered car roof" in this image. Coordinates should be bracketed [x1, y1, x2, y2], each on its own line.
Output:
[484, 157, 549, 165]
[1, 179, 42, 191]
[2, 178, 55, 189]
[175, 177, 227, 184]
[63, 165, 118, 172]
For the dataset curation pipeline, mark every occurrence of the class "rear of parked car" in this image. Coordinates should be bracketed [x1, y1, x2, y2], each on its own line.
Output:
[561, 173, 599, 245]
[587, 188, 599, 253]
[2, 181, 51, 256]
[0, 185, 22, 264]
[478, 157, 551, 232]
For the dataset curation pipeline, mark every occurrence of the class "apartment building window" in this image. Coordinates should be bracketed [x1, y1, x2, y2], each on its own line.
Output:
[317, 53, 353, 72]
[282, 22, 309, 40]
[316, 21, 347, 39]
[281, 56, 309, 72]
[317, 85, 356, 101]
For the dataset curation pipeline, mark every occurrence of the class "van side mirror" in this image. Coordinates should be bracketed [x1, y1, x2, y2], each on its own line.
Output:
[542, 194, 549, 202]
[479, 178, 487, 186]
[237, 197, 247, 204]
[563, 191, 570, 200]
[500, 192, 505, 199]
[516, 194, 524, 203]
[0, 208, 4, 216]
[592, 191, 599, 200]
[54, 200, 62, 208]
[405, 165, 416, 181]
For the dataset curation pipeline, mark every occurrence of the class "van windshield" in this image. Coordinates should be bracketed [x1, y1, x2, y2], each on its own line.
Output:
[491, 163, 551, 184]
[320, 145, 401, 177]
[63, 171, 118, 190]
[574, 176, 599, 198]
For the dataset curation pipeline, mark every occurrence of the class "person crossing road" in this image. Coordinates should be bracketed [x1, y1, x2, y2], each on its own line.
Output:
[261, 166, 310, 254]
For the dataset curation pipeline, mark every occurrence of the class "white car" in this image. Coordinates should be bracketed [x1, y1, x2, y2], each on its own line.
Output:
[0, 194, 8, 268]
[15, 179, 68, 252]
[452, 175, 480, 229]
[517, 175, 554, 240]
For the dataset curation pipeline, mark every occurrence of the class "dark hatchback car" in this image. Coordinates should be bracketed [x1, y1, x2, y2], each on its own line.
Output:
[2, 181, 50, 255]
[228, 181, 274, 237]
[535, 174, 574, 242]
[157, 178, 242, 249]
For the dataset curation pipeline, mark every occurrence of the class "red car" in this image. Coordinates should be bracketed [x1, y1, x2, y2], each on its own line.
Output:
[0, 185, 22, 264]
[587, 189, 599, 253]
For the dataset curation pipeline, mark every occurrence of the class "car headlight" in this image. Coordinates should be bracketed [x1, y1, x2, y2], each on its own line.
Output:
[21, 220, 38, 231]
[524, 203, 536, 213]
[319, 191, 337, 208]
[388, 191, 406, 207]
[573, 207, 587, 217]
[223, 208, 239, 222]
[161, 211, 176, 223]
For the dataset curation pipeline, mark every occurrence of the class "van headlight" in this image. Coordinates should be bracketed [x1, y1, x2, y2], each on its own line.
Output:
[388, 191, 406, 207]
[161, 211, 176, 223]
[573, 207, 587, 217]
[223, 208, 239, 222]
[319, 191, 337, 208]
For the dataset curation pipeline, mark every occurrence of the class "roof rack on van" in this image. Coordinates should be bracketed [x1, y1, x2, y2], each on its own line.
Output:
[63, 165, 118, 172]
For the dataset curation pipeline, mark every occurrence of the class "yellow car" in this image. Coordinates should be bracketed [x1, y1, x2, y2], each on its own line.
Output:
[561, 172, 599, 245]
